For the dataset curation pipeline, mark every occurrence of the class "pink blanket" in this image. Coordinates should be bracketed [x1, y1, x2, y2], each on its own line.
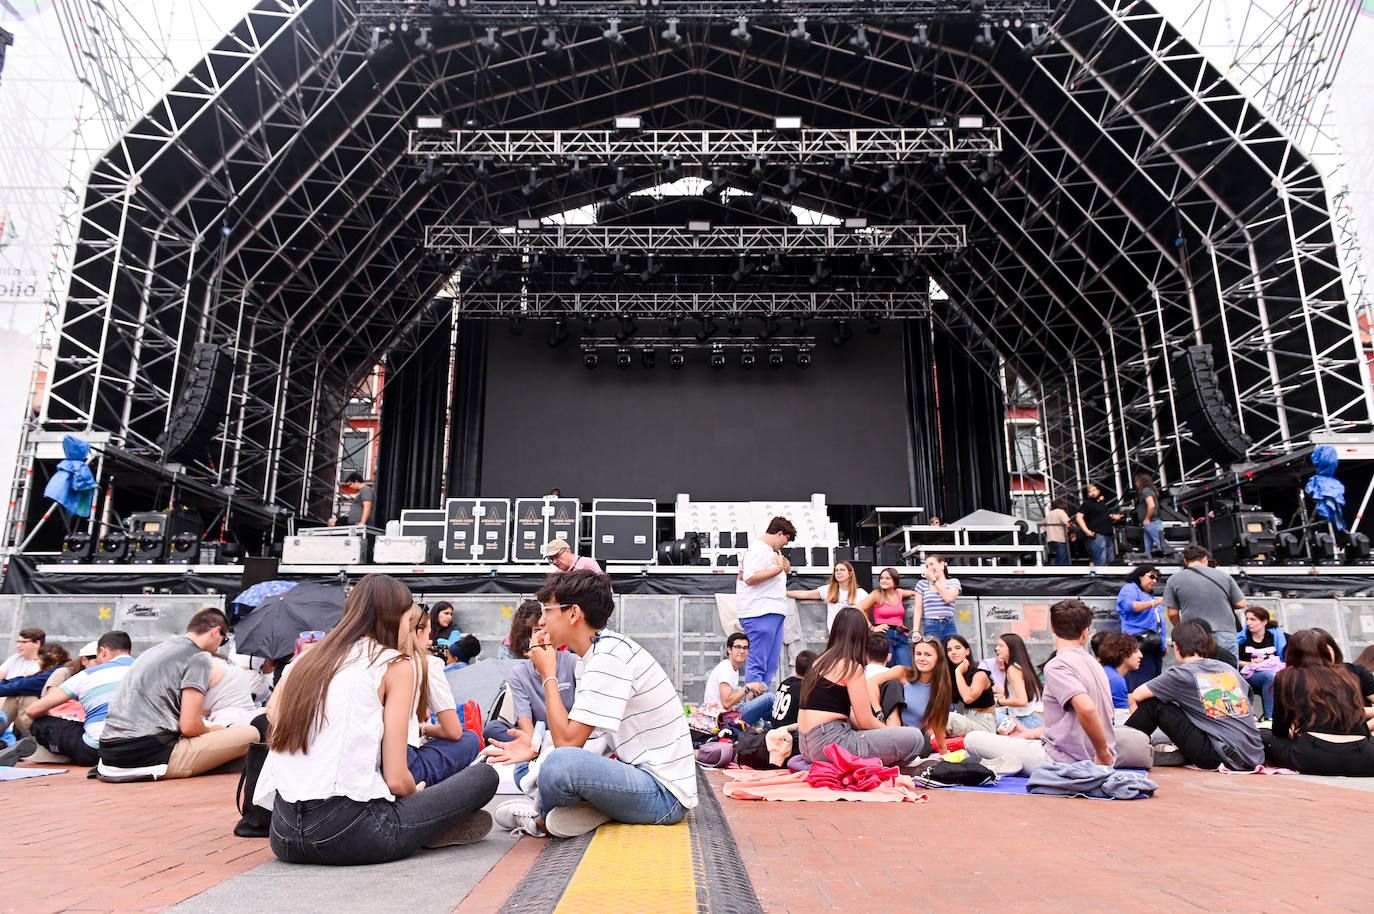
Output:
[720, 769, 929, 803]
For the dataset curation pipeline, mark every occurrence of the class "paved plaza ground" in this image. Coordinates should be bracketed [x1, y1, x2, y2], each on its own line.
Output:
[1, 760, 1369, 914]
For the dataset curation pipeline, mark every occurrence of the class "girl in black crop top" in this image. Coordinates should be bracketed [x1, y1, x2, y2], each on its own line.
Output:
[796, 608, 925, 767]
[1263, 629, 1374, 777]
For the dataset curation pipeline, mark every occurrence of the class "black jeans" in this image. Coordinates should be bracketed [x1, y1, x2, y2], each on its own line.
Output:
[269, 763, 498, 866]
[29, 717, 99, 766]
[1262, 730, 1374, 776]
[1124, 698, 1226, 769]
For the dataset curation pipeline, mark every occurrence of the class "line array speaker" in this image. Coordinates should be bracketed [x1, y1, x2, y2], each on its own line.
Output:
[161, 343, 235, 464]
[1171, 344, 1252, 465]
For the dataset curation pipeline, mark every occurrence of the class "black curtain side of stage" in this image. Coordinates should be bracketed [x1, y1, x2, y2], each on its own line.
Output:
[447, 320, 488, 498]
[903, 320, 1010, 521]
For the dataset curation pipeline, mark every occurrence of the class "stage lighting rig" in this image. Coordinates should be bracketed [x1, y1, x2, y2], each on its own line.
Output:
[796, 347, 813, 369]
[582, 344, 599, 369]
[616, 347, 633, 369]
[547, 318, 569, 348]
[730, 256, 755, 283]
[896, 257, 919, 285]
[911, 24, 932, 54]
[522, 167, 543, 196]
[740, 347, 757, 369]
[540, 26, 564, 52]
[879, 165, 904, 194]
[660, 17, 685, 47]
[808, 257, 832, 287]
[1346, 532, 1372, 563]
[730, 16, 752, 48]
[639, 255, 663, 283]
[669, 346, 686, 369]
[607, 166, 631, 198]
[836, 155, 854, 179]
[414, 27, 436, 54]
[604, 18, 627, 48]
[616, 314, 638, 340]
[662, 155, 681, 180]
[789, 18, 812, 45]
[930, 153, 949, 177]
[728, 316, 744, 336]
[832, 319, 854, 347]
[508, 314, 524, 335]
[748, 156, 767, 182]
[696, 315, 720, 340]
[977, 154, 1004, 185]
[767, 347, 784, 369]
[710, 346, 726, 370]
[759, 316, 781, 339]
[780, 165, 805, 198]
[418, 154, 442, 186]
[703, 166, 728, 199]
[1022, 22, 1052, 59]
[477, 26, 502, 56]
[640, 347, 656, 368]
[865, 312, 882, 334]
[571, 258, 592, 288]
[972, 22, 996, 55]
[366, 27, 393, 59]
[847, 25, 871, 56]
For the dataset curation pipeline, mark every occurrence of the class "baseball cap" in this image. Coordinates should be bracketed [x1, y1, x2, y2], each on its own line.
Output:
[79, 641, 99, 658]
[543, 538, 570, 558]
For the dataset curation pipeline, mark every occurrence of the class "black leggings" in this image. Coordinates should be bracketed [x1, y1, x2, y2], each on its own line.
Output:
[1262, 730, 1374, 776]
[1124, 698, 1227, 769]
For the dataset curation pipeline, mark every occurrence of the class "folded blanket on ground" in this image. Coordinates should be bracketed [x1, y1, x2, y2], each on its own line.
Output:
[805, 743, 898, 791]
[1026, 761, 1157, 799]
[721, 769, 927, 803]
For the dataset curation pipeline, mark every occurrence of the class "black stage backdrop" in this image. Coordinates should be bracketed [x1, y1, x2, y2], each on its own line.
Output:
[480, 323, 912, 503]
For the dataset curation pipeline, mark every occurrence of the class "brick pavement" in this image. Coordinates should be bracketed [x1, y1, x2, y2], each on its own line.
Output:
[4, 761, 1370, 914]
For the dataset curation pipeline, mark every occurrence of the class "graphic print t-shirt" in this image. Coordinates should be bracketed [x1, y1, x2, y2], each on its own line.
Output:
[1144, 659, 1263, 769]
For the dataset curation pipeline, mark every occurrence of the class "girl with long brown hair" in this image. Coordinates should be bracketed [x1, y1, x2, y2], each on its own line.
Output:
[1264, 628, 1374, 776]
[797, 607, 925, 766]
[787, 561, 869, 634]
[255, 573, 497, 864]
[898, 635, 955, 752]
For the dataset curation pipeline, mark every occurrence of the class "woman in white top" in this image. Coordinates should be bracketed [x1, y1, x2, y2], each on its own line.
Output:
[787, 561, 869, 633]
[256, 574, 497, 865]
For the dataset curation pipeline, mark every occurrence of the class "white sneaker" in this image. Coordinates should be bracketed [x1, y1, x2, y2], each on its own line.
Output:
[544, 802, 612, 838]
[493, 798, 544, 836]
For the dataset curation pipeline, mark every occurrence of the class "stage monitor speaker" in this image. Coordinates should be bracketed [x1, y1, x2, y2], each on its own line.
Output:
[855, 546, 875, 564]
[849, 560, 874, 592]
[783, 547, 806, 567]
[1172, 345, 1252, 464]
[734, 532, 749, 549]
[161, 343, 235, 464]
[811, 546, 830, 568]
[876, 545, 900, 567]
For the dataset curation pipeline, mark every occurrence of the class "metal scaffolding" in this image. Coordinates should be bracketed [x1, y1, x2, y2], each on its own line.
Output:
[16, 0, 1373, 546]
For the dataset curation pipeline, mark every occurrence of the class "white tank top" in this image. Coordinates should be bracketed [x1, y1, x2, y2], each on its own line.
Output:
[255, 640, 402, 806]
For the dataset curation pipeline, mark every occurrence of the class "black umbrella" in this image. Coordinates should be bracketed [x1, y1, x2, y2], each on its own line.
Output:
[234, 582, 348, 659]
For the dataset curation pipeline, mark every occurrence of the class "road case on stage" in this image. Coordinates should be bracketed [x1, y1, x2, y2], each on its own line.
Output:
[374, 535, 436, 564]
[283, 532, 369, 565]
[591, 499, 656, 564]
[512, 497, 582, 563]
[400, 509, 446, 557]
[443, 498, 511, 563]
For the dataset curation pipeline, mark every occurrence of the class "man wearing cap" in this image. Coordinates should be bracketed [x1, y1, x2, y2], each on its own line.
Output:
[544, 538, 604, 575]
[25, 631, 135, 766]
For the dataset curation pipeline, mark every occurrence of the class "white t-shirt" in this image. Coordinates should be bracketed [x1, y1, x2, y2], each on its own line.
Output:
[703, 658, 741, 707]
[822, 586, 870, 633]
[736, 540, 787, 619]
[569, 629, 698, 809]
[0, 653, 38, 680]
[204, 659, 258, 716]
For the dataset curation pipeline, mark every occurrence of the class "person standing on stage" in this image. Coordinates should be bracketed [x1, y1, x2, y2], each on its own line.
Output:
[1134, 473, 1168, 557]
[343, 472, 374, 526]
[543, 538, 604, 575]
[1043, 498, 1072, 566]
[1075, 483, 1122, 567]
[736, 517, 797, 689]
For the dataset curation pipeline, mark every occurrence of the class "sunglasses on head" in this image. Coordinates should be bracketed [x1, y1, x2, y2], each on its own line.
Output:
[913, 634, 940, 644]
[299, 630, 325, 642]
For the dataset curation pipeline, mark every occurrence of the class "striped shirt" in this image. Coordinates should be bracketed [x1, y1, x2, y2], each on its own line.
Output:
[915, 577, 962, 620]
[569, 629, 698, 809]
[60, 655, 135, 747]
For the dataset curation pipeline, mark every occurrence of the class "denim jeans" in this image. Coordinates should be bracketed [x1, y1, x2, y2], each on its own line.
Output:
[1088, 534, 1114, 565]
[740, 613, 784, 687]
[1245, 669, 1277, 718]
[737, 692, 775, 726]
[1141, 520, 1165, 555]
[406, 730, 480, 787]
[538, 746, 687, 825]
[885, 626, 912, 668]
[269, 763, 498, 866]
[921, 617, 959, 645]
[1047, 542, 1069, 566]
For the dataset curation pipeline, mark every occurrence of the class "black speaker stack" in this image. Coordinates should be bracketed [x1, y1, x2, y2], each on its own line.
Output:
[161, 343, 235, 464]
[1172, 344, 1252, 464]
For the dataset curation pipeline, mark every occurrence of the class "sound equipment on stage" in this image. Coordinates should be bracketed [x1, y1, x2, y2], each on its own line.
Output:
[834, 546, 854, 563]
[94, 529, 129, 563]
[1172, 345, 1253, 464]
[877, 545, 900, 567]
[811, 547, 830, 568]
[717, 532, 731, 549]
[512, 497, 581, 563]
[161, 342, 235, 464]
[734, 532, 749, 549]
[657, 533, 702, 566]
[128, 510, 202, 564]
[375, 536, 436, 564]
[783, 547, 806, 567]
[443, 498, 511, 562]
[1202, 510, 1278, 564]
[283, 530, 370, 564]
[591, 499, 656, 563]
[855, 546, 875, 564]
[1346, 532, 1372, 563]
[60, 531, 93, 563]
[240, 557, 280, 591]
[716, 553, 739, 566]
[399, 508, 445, 557]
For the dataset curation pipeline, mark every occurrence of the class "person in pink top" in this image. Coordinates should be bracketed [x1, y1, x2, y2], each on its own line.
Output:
[543, 539, 604, 575]
[858, 568, 918, 667]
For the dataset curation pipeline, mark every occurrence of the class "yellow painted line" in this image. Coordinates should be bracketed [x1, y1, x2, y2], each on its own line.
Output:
[554, 822, 697, 914]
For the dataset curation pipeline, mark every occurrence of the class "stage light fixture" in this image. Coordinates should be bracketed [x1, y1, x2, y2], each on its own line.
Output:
[660, 17, 685, 48]
[568, 155, 588, 178]
[614, 114, 641, 130]
[836, 155, 854, 179]
[1346, 532, 1371, 562]
[789, 18, 812, 46]
[957, 115, 986, 129]
[669, 347, 686, 369]
[930, 153, 948, 177]
[640, 347, 656, 368]
[808, 257, 832, 287]
[416, 115, 444, 130]
[848, 25, 871, 56]
[768, 253, 782, 272]
[703, 167, 727, 199]
[767, 347, 784, 369]
[796, 347, 813, 369]
[710, 347, 726, 370]
[795, 315, 809, 335]
[508, 314, 525, 335]
[616, 347, 633, 369]
[418, 154, 442, 186]
[879, 165, 904, 194]
[571, 258, 591, 288]
[740, 347, 757, 369]
[748, 156, 766, 182]
[687, 219, 712, 232]
[582, 344, 598, 369]
[729, 316, 744, 336]
[972, 22, 996, 56]
[667, 314, 682, 336]
[414, 27, 435, 54]
[696, 315, 720, 340]
[1022, 23, 1051, 59]
[616, 314, 638, 340]
[478, 26, 502, 56]
[780, 165, 804, 197]
[775, 116, 803, 130]
[541, 27, 564, 53]
[604, 18, 627, 49]
[730, 16, 752, 49]
[730, 256, 755, 283]
[522, 167, 542, 196]
[612, 253, 629, 274]
[860, 254, 876, 274]
[896, 257, 919, 285]
[759, 316, 781, 339]
[911, 24, 932, 54]
[831, 319, 854, 347]
[547, 318, 569, 348]
[473, 157, 489, 178]
[607, 165, 631, 198]
[662, 155, 681, 180]
[977, 154, 1004, 185]
[581, 313, 597, 334]
[639, 255, 663, 283]
[366, 27, 393, 59]
[865, 312, 882, 334]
